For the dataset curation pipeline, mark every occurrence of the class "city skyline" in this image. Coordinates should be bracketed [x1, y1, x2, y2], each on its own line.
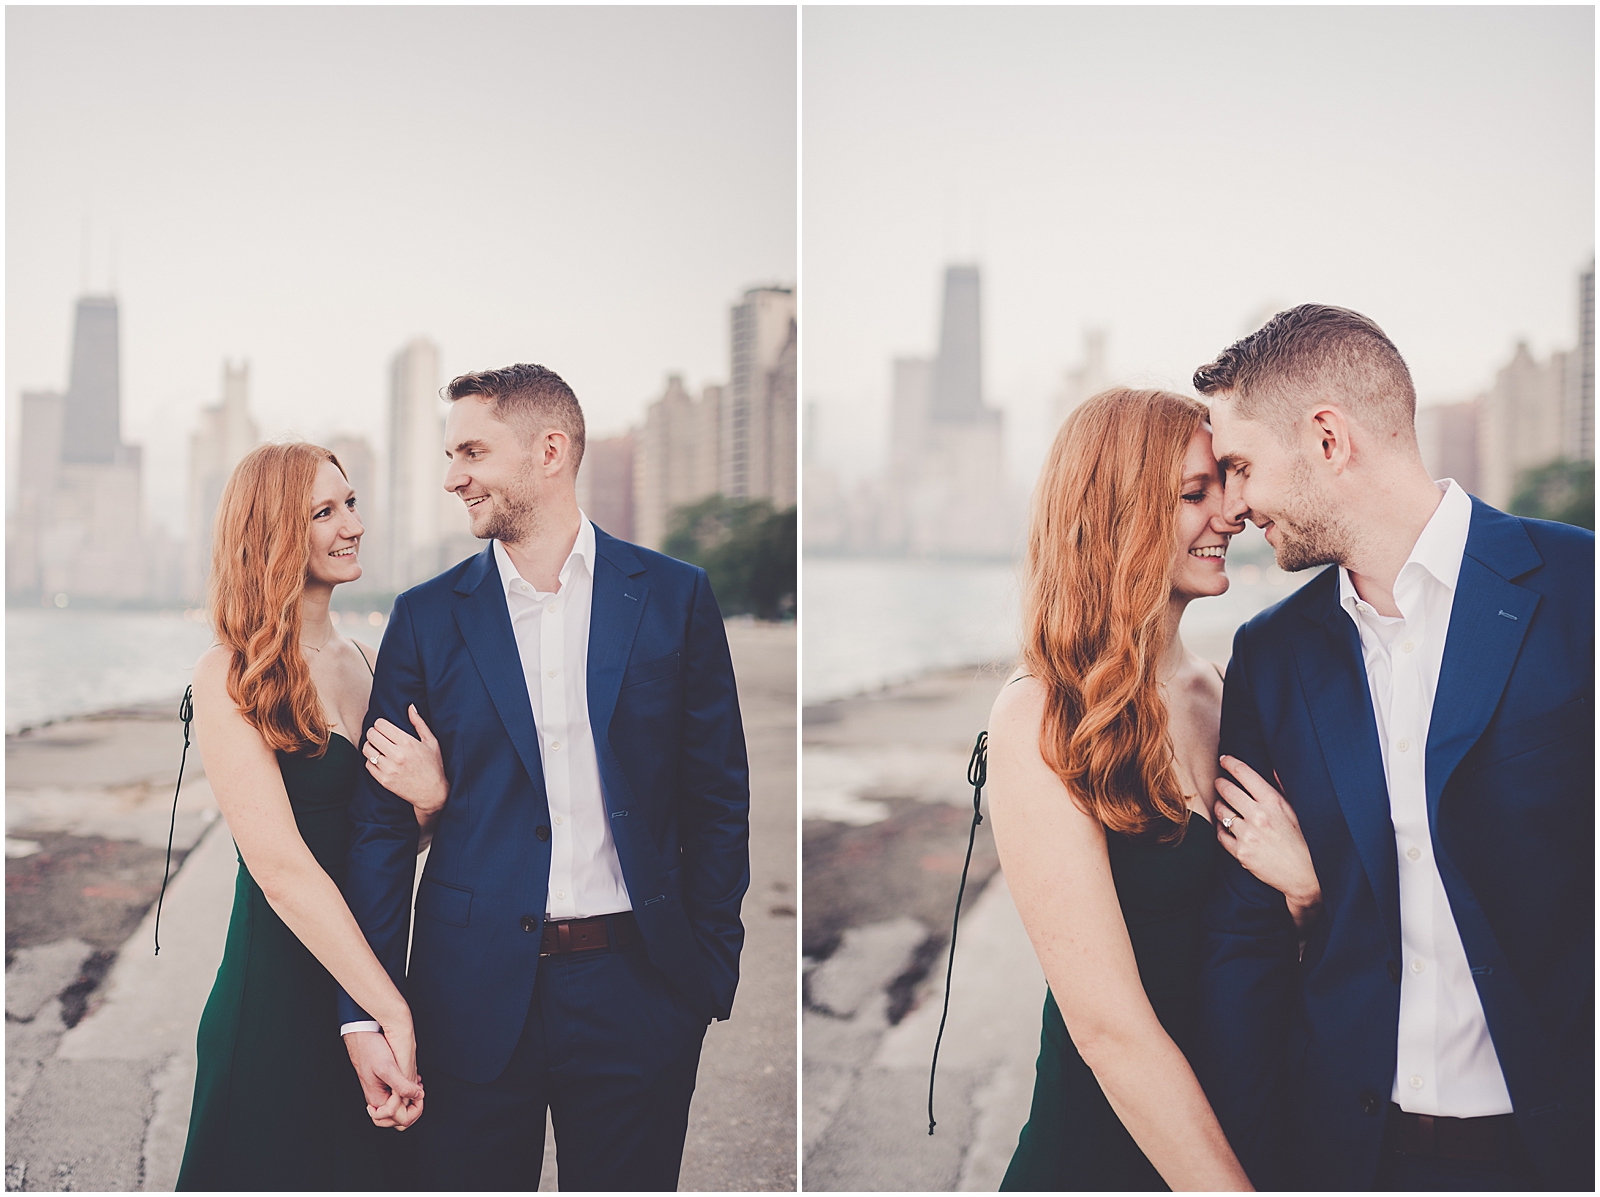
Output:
[804, 6, 1594, 487]
[6, 6, 796, 536]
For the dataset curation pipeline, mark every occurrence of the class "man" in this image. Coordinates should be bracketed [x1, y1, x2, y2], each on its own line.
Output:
[1191, 306, 1592, 1190]
[338, 363, 751, 1189]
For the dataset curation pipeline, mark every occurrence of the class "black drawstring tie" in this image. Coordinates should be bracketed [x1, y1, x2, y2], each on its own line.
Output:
[154, 685, 194, 956]
[928, 729, 987, 1135]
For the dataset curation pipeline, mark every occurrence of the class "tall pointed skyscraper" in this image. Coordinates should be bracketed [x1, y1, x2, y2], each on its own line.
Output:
[930, 264, 986, 423]
[61, 295, 122, 463]
[8, 293, 152, 601]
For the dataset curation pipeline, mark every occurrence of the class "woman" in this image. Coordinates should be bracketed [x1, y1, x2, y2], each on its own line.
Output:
[178, 442, 450, 1191]
[989, 389, 1323, 1191]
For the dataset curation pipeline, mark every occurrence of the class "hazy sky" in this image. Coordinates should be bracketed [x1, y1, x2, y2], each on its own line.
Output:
[804, 6, 1595, 484]
[7, 6, 796, 533]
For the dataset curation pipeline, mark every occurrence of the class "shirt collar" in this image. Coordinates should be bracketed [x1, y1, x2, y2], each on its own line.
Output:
[1338, 479, 1472, 614]
[492, 512, 595, 599]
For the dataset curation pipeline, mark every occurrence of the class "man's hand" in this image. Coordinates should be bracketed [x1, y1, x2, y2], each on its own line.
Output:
[343, 1028, 424, 1130]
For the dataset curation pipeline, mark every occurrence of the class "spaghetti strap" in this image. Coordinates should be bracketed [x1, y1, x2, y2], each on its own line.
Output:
[1007, 673, 1033, 686]
[356, 641, 375, 678]
[1212, 661, 1225, 683]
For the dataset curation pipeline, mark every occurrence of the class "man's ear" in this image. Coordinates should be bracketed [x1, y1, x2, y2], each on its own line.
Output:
[541, 429, 569, 471]
[1310, 407, 1351, 471]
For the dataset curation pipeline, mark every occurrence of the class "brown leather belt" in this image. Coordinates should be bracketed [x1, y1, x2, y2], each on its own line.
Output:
[539, 911, 639, 957]
[1383, 1103, 1518, 1164]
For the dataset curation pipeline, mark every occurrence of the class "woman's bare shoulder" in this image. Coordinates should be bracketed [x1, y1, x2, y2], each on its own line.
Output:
[990, 669, 1045, 729]
[191, 643, 234, 692]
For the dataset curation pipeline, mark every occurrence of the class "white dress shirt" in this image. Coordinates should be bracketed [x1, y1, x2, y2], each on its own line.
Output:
[1337, 479, 1512, 1117]
[493, 517, 631, 920]
[343, 515, 629, 1037]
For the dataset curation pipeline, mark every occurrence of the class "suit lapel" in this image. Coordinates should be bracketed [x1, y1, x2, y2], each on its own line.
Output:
[1426, 504, 1542, 829]
[587, 528, 649, 739]
[1291, 597, 1402, 958]
[451, 545, 548, 801]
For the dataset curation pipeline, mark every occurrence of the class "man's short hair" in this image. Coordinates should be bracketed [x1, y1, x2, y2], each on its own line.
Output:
[1192, 304, 1416, 442]
[444, 363, 587, 469]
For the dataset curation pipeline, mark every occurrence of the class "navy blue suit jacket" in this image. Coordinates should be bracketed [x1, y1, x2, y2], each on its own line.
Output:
[1195, 500, 1593, 1190]
[337, 528, 751, 1085]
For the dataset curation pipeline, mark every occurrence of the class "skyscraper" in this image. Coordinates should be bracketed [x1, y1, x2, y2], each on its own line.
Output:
[878, 264, 1016, 557]
[1566, 257, 1595, 462]
[634, 375, 721, 550]
[61, 296, 121, 464]
[9, 294, 151, 602]
[185, 361, 261, 600]
[930, 264, 985, 423]
[388, 337, 446, 589]
[724, 286, 796, 500]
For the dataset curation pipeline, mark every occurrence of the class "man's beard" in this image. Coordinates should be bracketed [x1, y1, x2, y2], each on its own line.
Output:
[1270, 457, 1352, 572]
[472, 482, 540, 544]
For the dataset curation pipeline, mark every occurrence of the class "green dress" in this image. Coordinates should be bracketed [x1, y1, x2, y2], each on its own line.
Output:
[1000, 815, 1219, 1192]
[176, 733, 408, 1191]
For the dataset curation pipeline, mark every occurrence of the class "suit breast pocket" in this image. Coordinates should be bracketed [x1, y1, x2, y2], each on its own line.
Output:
[622, 651, 681, 690]
[414, 876, 473, 928]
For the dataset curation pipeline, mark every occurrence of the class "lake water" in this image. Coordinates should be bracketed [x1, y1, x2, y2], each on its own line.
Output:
[802, 553, 1315, 705]
[5, 608, 383, 733]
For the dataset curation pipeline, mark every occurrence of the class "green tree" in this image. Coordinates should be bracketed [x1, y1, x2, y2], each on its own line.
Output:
[663, 495, 797, 620]
[1509, 458, 1595, 530]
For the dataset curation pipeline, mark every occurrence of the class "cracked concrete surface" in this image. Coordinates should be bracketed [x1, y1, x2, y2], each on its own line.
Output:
[801, 667, 1047, 1192]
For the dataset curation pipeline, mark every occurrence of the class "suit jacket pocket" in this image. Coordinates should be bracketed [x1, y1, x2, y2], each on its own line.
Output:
[415, 876, 473, 928]
[1473, 693, 1592, 768]
[622, 651, 680, 689]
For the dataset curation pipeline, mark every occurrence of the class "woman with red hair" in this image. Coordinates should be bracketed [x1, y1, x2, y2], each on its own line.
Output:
[177, 442, 447, 1190]
[990, 389, 1322, 1191]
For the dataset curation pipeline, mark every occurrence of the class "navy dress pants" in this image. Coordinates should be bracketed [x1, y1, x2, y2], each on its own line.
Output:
[414, 932, 709, 1192]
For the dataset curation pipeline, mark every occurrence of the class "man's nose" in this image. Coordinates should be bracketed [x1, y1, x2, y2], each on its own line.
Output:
[1220, 475, 1251, 526]
[443, 460, 465, 493]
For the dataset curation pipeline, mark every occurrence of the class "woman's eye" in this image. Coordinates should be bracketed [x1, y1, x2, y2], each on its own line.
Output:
[315, 507, 331, 518]
[1183, 492, 1205, 503]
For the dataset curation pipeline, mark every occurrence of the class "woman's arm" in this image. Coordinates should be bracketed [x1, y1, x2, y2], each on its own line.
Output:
[191, 647, 422, 1124]
[987, 678, 1252, 1192]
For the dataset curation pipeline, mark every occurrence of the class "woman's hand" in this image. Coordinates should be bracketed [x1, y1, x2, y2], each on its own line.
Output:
[363, 705, 448, 834]
[1214, 755, 1322, 932]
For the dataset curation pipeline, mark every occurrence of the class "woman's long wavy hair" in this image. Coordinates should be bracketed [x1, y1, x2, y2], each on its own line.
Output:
[1022, 387, 1209, 841]
[208, 441, 347, 758]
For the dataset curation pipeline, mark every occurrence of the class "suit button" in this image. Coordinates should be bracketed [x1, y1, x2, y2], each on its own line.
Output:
[1359, 1089, 1381, 1116]
[520, 915, 538, 933]
[535, 825, 551, 842]
[1387, 961, 1401, 984]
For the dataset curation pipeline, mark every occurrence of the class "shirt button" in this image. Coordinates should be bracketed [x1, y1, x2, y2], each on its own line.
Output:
[548, 669, 557, 678]
[554, 815, 564, 826]
[550, 603, 560, 614]
[1412, 959, 1426, 974]
[550, 740, 561, 751]
[555, 889, 566, 900]
[1409, 1075, 1424, 1090]
[1397, 739, 1409, 753]
[1407, 846, 1421, 861]
[1401, 639, 1414, 653]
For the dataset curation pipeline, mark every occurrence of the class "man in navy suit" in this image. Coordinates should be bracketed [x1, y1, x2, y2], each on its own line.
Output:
[1191, 306, 1592, 1191]
[338, 363, 750, 1190]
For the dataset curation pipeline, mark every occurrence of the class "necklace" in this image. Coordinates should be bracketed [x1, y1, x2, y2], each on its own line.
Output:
[301, 625, 335, 654]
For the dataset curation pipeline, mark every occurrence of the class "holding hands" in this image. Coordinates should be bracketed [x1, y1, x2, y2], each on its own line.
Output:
[1214, 756, 1323, 933]
[364, 705, 448, 845]
[344, 1024, 424, 1131]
